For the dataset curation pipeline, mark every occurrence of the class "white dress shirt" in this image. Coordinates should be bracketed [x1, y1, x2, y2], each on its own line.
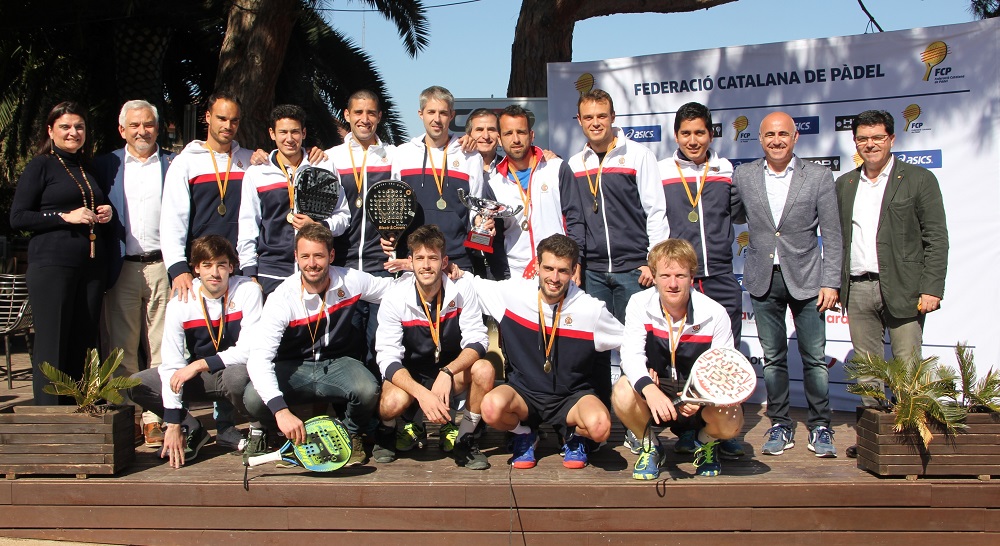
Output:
[850, 156, 893, 276]
[763, 161, 794, 265]
[122, 147, 163, 255]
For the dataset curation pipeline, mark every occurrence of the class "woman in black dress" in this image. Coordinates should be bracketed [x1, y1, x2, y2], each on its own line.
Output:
[10, 101, 114, 404]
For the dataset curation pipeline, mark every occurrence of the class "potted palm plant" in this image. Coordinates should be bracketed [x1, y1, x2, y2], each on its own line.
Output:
[847, 344, 1000, 480]
[0, 348, 140, 478]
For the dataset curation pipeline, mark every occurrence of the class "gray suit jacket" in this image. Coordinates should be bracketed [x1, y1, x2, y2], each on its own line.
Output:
[732, 156, 842, 300]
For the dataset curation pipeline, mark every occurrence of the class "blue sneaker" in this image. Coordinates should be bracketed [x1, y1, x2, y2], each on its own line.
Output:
[510, 431, 539, 469]
[562, 434, 588, 469]
[633, 442, 665, 480]
[762, 424, 795, 455]
[673, 429, 698, 453]
[808, 426, 837, 458]
[623, 429, 643, 455]
[693, 440, 721, 476]
[719, 437, 745, 459]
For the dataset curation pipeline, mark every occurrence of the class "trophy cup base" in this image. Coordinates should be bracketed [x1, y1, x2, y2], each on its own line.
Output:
[464, 231, 494, 253]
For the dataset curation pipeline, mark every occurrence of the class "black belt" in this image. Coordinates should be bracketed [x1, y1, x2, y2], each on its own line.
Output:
[124, 250, 162, 263]
[850, 272, 879, 282]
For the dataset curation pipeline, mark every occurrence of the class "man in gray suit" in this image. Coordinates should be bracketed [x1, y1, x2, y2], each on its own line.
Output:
[732, 112, 842, 458]
[835, 110, 948, 456]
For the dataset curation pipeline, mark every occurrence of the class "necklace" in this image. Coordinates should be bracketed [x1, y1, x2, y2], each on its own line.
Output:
[674, 160, 710, 223]
[300, 280, 329, 358]
[206, 144, 233, 216]
[348, 143, 369, 210]
[661, 302, 687, 381]
[53, 151, 97, 258]
[537, 290, 565, 373]
[417, 282, 443, 363]
[583, 138, 616, 213]
[198, 285, 229, 351]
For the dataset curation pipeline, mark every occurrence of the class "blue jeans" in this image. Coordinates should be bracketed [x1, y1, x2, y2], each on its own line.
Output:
[241, 356, 379, 435]
[584, 268, 643, 322]
[751, 269, 831, 430]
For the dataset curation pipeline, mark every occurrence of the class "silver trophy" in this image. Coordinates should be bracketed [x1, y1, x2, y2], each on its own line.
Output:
[456, 189, 523, 254]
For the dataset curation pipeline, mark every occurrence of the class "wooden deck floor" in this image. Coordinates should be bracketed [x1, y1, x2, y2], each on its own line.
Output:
[2, 343, 999, 545]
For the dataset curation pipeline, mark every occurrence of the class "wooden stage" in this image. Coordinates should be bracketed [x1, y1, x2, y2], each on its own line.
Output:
[2, 348, 999, 545]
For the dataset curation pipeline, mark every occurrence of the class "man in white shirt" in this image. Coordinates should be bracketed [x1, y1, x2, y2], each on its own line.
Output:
[95, 100, 176, 448]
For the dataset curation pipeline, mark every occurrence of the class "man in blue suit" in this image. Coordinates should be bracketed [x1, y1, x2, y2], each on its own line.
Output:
[94, 100, 176, 448]
[731, 111, 843, 459]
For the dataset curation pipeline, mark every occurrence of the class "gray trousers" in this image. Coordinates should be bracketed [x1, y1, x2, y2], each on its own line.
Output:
[847, 278, 925, 406]
[130, 364, 251, 425]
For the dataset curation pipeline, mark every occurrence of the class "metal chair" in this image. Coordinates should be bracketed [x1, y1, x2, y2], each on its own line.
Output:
[0, 274, 33, 389]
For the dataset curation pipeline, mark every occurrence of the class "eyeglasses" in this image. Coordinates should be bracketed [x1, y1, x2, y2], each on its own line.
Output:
[854, 135, 890, 145]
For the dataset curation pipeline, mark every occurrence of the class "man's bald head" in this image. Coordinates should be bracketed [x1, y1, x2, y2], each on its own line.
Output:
[758, 111, 798, 172]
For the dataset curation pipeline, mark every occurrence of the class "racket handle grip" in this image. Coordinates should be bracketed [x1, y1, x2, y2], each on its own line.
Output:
[247, 450, 283, 467]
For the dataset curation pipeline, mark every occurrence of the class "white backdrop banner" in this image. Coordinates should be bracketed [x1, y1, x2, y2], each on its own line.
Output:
[547, 20, 1000, 411]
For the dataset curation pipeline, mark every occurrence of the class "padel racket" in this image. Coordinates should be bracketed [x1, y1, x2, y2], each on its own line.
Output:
[677, 347, 757, 407]
[245, 415, 352, 471]
[294, 166, 341, 222]
[365, 179, 417, 259]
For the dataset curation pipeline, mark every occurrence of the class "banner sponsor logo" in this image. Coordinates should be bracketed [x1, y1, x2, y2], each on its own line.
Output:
[623, 125, 661, 142]
[834, 115, 856, 132]
[794, 116, 820, 135]
[711, 123, 723, 138]
[895, 149, 943, 168]
[920, 41, 964, 83]
[901, 104, 931, 133]
[803, 156, 842, 171]
[732, 115, 755, 142]
[575, 73, 595, 96]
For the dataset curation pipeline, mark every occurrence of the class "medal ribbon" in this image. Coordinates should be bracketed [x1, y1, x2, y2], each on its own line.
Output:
[418, 283, 444, 361]
[277, 155, 299, 215]
[537, 290, 565, 371]
[300, 282, 329, 352]
[583, 138, 617, 208]
[348, 144, 369, 208]
[513, 154, 539, 228]
[424, 137, 448, 202]
[674, 160, 710, 215]
[198, 286, 229, 352]
[661, 302, 687, 378]
[207, 145, 234, 206]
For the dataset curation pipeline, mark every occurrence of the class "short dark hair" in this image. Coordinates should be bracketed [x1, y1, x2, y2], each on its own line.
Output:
[35, 101, 89, 156]
[674, 102, 713, 134]
[190, 235, 238, 270]
[295, 223, 335, 252]
[205, 91, 242, 114]
[536, 234, 579, 268]
[464, 108, 499, 134]
[347, 89, 381, 112]
[499, 104, 532, 130]
[269, 104, 307, 129]
[577, 89, 614, 115]
[852, 110, 895, 136]
[407, 224, 446, 255]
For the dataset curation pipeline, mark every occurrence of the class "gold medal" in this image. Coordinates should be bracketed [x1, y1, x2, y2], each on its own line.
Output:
[688, 210, 699, 223]
[543, 359, 552, 373]
[434, 347, 441, 364]
[436, 198, 447, 210]
[217, 203, 227, 216]
[521, 219, 529, 231]
[286, 212, 295, 224]
[355, 197, 363, 209]
[592, 199, 599, 213]
[88, 232, 96, 242]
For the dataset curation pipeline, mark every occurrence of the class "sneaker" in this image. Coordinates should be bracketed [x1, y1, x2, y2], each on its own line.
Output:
[241, 427, 269, 465]
[453, 433, 490, 470]
[761, 424, 795, 456]
[633, 442, 665, 480]
[693, 440, 721, 476]
[808, 426, 837, 458]
[719, 437, 746, 460]
[439, 422, 459, 453]
[372, 424, 397, 463]
[346, 433, 368, 466]
[623, 429, 643, 455]
[183, 425, 210, 462]
[673, 429, 698, 454]
[396, 421, 426, 452]
[143, 422, 165, 448]
[562, 434, 588, 469]
[215, 426, 244, 451]
[510, 431, 539, 469]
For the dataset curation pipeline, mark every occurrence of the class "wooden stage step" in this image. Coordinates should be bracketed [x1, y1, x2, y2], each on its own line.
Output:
[0, 406, 998, 545]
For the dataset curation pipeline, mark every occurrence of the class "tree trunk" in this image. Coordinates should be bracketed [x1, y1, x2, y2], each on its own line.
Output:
[215, 0, 300, 150]
[508, 0, 739, 98]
